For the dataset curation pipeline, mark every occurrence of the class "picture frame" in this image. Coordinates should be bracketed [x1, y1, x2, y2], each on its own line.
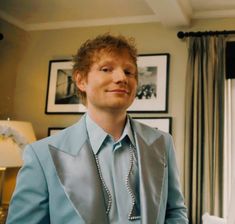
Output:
[45, 60, 87, 114]
[133, 117, 172, 134]
[128, 53, 170, 113]
[48, 127, 65, 136]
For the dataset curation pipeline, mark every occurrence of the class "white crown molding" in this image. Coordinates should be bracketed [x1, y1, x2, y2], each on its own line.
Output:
[193, 9, 235, 19]
[25, 15, 159, 31]
[0, 10, 159, 31]
[0, 9, 27, 30]
[1, 6, 235, 31]
[145, 0, 191, 27]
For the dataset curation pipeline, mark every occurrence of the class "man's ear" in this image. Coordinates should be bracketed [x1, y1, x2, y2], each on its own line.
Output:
[74, 72, 86, 92]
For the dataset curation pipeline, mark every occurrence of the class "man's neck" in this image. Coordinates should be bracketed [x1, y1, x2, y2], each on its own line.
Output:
[87, 110, 127, 141]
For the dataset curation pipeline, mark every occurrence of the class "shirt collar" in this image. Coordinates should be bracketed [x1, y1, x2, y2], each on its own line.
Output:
[85, 113, 136, 155]
[119, 117, 135, 147]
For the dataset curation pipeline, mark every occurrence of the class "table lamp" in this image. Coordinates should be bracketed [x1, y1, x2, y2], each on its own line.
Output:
[0, 120, 36, 222]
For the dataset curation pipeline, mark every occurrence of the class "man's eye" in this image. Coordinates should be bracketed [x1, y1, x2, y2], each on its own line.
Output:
[101, 67, 111, 72]
[124, 69, 130, 75]
[124, 69, 135, 76]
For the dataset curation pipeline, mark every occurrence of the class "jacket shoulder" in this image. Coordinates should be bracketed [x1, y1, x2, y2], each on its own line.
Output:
[131, 118, 172, 139]
[28, 117, 87, 155]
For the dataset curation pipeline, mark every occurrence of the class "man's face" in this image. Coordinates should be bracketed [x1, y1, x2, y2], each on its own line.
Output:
[76, 50, 137, 114]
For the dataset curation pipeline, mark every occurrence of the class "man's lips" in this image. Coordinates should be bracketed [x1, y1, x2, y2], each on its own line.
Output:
[106, 89, 129, 94]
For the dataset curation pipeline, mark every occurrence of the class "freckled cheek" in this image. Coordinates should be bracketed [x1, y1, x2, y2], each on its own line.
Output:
[131, 81, 138, 94]
[130, 88, 137, 100]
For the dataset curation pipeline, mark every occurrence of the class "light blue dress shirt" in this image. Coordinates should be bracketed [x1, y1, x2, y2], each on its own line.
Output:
[86, 114, 141, 223]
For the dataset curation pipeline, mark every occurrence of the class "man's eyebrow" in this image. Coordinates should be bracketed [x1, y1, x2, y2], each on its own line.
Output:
[97, 60, 114, 65]
[97, 59, 136, 67]
[125, 62, 136, 67]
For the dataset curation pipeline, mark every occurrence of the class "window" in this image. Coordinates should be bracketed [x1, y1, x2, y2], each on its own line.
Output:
[224, 79, 235, 219]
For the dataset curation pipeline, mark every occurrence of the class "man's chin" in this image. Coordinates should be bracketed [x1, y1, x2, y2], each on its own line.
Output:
[106, 102, 132, 111]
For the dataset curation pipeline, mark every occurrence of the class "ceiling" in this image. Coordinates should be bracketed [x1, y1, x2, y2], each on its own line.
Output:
[0, 0, 235, 31]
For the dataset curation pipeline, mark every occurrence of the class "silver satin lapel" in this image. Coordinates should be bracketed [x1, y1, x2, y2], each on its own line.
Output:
[49, 142, 109, 224]
[135, 133, 166, 224]
[128, 145, 141, 220]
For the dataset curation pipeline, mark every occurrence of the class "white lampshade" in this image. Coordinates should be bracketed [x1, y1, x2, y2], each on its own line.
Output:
[0, 120, 36, 167]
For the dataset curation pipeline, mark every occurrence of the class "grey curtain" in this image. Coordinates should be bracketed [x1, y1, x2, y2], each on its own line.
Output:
[184, 36, 225, 224]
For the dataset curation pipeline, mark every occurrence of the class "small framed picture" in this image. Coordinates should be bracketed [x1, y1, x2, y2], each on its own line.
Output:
[128, 53, 170, 113]
[45, 60, 87, 114]
[48, 127, 65, 136]
[133, 117, 172, 134]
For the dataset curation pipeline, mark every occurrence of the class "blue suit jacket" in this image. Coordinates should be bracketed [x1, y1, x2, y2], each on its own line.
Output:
[6, 116, 188, 224]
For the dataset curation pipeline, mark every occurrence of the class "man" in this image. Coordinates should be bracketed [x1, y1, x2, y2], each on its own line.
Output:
[6, 34, 188, 224]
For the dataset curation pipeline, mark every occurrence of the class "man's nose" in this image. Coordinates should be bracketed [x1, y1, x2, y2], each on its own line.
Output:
[112, 68, 127, 83]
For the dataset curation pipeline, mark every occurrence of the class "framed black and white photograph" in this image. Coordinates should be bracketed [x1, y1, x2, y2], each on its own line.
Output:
[128, 54, 170, 113]
[48, 127, 64, 136]
[45, 60, 87, 114]
[133, 117, 172, 134]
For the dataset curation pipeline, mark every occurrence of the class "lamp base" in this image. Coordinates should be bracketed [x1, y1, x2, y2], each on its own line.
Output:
[0, 204, 8, 224]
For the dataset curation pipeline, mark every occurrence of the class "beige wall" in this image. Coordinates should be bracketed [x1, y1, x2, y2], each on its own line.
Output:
[0, 20, 29, 119]
[1, 17, 235, 203]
